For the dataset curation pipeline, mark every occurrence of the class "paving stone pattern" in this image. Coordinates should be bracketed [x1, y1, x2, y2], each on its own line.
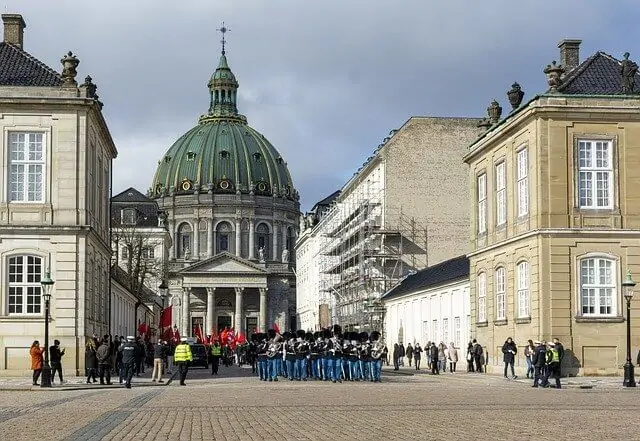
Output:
[0, 367, 638, 440]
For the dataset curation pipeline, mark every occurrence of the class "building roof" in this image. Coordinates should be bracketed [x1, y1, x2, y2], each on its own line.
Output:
[381, 255, 469, 301]
[559, 51, 640, 95]
[111, 187, 160, 228]
[0, 42, 62, 87]
[311, 190, 341, 212]
[112, 187, 155, 203]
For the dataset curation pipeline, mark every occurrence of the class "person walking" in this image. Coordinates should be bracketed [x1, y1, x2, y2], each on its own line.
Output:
[531, 340, 547, 388]
[174, 337, 193, 386]
[524, 339, 535, 379]
[30, 340, 44, 386]
[430, 342, 439, 375]
[85, 338, 98, 384]
[406, 343, 414, 367]
[96, 338, 112, 385]
[502, 337, 518, 379]
[438, 342, 447, 373]
[541, 341, 562, 389]
[392, 343, 400, 371]
[472, 339, 483, 373]
[119, 336, 137, 389]
[448, 342, 459, 373]
[50, 339, 65, 384]
[210, 340, 221, 375]
[413, 343, 422, 370]
[151, 339, 166, 383]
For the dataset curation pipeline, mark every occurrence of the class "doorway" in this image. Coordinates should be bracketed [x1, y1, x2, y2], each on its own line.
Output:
[245, 317, 258, 339]
[191, 317, 203, 338]
[217, 315, 232, 333]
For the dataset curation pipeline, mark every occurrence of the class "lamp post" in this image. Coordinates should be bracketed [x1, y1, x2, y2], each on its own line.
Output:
[622, 270, 636, 387]
[158, 280, 168, 308]
[40, 269, 55, 388]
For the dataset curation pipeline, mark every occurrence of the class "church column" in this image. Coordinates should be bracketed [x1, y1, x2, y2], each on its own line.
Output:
[259, 287, 268, 332]
[207, 218, 214, 257]
[182, 287, 190, 337]
[234, 287, 244, 333]
[282, 225, 288, 259]
[169, 220, 176, 259]
[235, 218, 241, 257]
[249, 218, 255, 259]
[272, 222, 278, 262]
[206, 287, 216, 337]
[193, 218, 200, 259]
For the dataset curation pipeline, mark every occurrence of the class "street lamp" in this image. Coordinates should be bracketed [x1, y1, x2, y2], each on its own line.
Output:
[40, 269, 55, 388]
[622, 270, 636, 387]
[158, 280, 168, 308]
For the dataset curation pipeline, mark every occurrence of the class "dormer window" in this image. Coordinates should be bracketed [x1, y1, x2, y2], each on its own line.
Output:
[186, 151, 196, 161]
[121, 208, 136, 225]
[219, 150, 230, 159]
[276, 157, 284, 165]
[253, 152, 262, 162]
[163, 155, 172, 163]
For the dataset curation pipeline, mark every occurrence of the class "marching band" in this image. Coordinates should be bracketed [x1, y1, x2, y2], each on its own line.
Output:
[251, 324, 386, 383]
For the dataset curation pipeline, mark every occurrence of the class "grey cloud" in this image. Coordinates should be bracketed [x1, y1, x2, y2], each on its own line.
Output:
[4, 0, 638, 208]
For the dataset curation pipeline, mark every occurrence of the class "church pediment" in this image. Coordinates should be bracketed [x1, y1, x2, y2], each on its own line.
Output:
[178, 252, 268, 275]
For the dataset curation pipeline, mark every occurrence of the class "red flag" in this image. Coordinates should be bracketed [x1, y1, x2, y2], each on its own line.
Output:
[273, 323, 280, 334]
[159, 307, 172, 341]
[220, 328, 228, 347]
[194, 325, 204, 343]
[236, 333, 246, 345]
[138, 322, 147, 337]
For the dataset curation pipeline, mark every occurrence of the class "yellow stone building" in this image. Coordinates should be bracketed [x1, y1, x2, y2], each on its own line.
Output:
[463, 40, 640, 375]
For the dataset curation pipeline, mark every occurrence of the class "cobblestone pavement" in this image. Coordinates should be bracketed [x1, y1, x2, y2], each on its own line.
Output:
[1, 364, 639, 440]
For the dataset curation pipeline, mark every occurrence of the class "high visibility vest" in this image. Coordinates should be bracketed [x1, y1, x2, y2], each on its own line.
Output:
[546, 348, 560, 364]
[174, 344, 193, 362]
[211, 346, 221, 356]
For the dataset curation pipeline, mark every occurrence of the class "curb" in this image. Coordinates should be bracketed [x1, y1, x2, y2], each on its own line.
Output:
[0, 371, 179, 392]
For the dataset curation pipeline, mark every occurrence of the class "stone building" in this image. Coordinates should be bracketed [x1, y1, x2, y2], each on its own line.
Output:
[297, 117, 478, 333]
[464, 39, 640, 375]
[0, 14, 116, 374]
[149, 44, 300, 338]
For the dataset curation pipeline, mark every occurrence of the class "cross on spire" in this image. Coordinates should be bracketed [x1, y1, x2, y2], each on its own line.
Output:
[217, 22, 230, 55]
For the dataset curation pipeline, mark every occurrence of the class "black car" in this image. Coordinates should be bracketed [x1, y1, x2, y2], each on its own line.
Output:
[190, 344, 209, 368]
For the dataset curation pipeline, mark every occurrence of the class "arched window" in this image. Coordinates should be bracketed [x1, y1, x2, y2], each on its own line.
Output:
[8, 255, 43, 315]
[495, 267, 506, 320]
[256, 223, 270, 260]
[579, 256, 617, 316]
[286, 226, 295, 252]
[477, 272, 486, 323]
[216, 221, 232, 254]
[517, 261, 530, 318]
[177, 222, 192, 258]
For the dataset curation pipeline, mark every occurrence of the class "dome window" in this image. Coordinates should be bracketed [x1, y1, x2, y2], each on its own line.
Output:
[276, 157, 284, 165]
[256, 181, 269, 194]
[186, 151, 196, 161]
[218, 179, 233, 191]
[163, 155, 172, 163]
[154, 183, 164, 195]
[180, 178, 192, 192]
[219, 150, 230, 159]
[253, 152, 262, 162]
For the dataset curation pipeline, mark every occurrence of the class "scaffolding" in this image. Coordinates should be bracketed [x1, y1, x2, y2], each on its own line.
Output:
[317, 175, 428, 336]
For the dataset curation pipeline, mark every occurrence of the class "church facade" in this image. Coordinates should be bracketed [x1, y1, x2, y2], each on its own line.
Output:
[149, 41, 300, 339]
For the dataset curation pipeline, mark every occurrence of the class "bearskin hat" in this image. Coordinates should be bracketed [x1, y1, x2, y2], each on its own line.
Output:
[313, 331, 322, 340]
[282, 331, 291, 340]
[267, 329, 276, 339]
[332, 324, 342, 336]
[322, 328, 332, 339]
[296, 329, 306, 339]
[359, 332, 369, 342]
[370, 331, 380, 342]
[305, 332, 314, 342]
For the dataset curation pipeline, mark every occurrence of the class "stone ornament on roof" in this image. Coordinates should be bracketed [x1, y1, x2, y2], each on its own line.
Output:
[60, 51, 79, 87]
[487, 100, 502, 124]
[507, 82, 524, 110]
[621, 52, 638, 94]
[543, 60, 565, 93]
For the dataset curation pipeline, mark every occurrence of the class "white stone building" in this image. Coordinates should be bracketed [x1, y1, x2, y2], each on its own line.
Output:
[0, 14, 116, 374]
[383, 256, 471, 350]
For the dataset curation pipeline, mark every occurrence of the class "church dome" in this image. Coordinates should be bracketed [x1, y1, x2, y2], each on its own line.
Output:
[150, 50, 297, 201]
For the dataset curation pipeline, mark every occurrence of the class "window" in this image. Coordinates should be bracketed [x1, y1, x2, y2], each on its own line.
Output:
[495, 162, 506, 226]
[477, 173, 487, 234]
[517, 261, 530, 318]
[442, 317, 449, 344]
[8, 255, 43, 314]
[121, 247, 128, 259]
[495, 267, 506, 320]
[431, 319, 438, 343]
[517, 148, 529, 216]
[578, 140, 613, 209]
[256, 223, 270, 260]
[177, 222, 192, 258]
[422, 320, 428, 341]
[216, 221, 232, 253]
[141, 247, 155, 259]
[579, 257, 616, 316]
[454, 317, 461, 347]
[477, 272, 487, 322]
[9, 132, 45, 202]
[121, 208, 136, 225]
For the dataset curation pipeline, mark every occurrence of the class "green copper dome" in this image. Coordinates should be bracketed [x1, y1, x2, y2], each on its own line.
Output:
[150, 52, 297, 201]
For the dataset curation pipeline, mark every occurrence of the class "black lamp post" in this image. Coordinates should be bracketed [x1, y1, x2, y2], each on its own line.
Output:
[622, 270, 636, 387]
[158, 280, 168, 308]
[40, 269, 55, 388]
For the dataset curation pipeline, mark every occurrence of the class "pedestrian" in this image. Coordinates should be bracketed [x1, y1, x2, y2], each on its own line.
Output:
[531, 340, 546, 388]
[96, 338, 112, 385]
[502, 337, 518, 379]
[406, 343, 413, 367]
[119, 336, 137, 389]
[174, 337, 193, 386]
[398, 343, 405, 367]
[552, 337, 565, 377]
[541, 341, 562, 389]
[430, 342, 439, 375]
[466, 342, 475, 373]
[524, 339, 535, 379]
[448, 342, 458, 373]
[49, 339, 65, 384]
[116, 336, 124, 383]
[392, 343, 400, 371]
[85, 338, 98, 384]
[134, 338, 145, 376]
[210, 340, 221, 375]
[472, 339, 483, 373]
[438, 342, 447, 373]
[30, 340, 44, 386]
[151, 339, 165, 383]
[413, 343, 422, 370]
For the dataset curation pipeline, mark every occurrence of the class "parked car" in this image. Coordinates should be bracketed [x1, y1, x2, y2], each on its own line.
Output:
[190, 344, 209, 368]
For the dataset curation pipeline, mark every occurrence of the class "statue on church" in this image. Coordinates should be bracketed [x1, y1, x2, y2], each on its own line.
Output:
[621, 52, 638, 94]
[281, 248, 289, 263]
[258, 247, 265, 263]
[184, 248, 191, 261]
[157, 210, 167, 227]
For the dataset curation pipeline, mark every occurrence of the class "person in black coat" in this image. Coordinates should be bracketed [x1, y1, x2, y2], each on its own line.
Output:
[413, 343, 422, 370]
[429, 343, 439, 375]
[85, 339, 98, 383]
[531, 341, 547, 387]
[502, 337, 518, 379]
[392, 343, 400, 370]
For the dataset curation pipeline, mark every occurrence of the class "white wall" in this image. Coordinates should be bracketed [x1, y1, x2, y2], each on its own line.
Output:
[384, 279, 470, 350]
[295, 229, 322, 330]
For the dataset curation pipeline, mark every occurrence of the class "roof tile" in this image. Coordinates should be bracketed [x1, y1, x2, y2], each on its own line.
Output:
[0, 42, 62, 87]
[559, 51, 640, 95]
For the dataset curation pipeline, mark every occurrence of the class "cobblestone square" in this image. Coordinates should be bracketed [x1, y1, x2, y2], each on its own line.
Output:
[0, 367, 638, 440]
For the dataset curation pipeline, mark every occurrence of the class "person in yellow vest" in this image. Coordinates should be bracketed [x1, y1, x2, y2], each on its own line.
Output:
[541, 341, 561, 389]
[174, 337, 193, 386]
[210, 340, 221, 376]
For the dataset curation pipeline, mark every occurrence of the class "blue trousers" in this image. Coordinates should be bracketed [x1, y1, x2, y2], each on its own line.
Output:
[349, 360, 359, 380]
[268, 358, 279, 380]
[295, 358, 308, 380]
[286, 359, 296, 379]
[258, 359, 268, 380]
[330, 357, 342, 381]
[372, 359, 382, 381]
[311, 358, 321, 378]
[322, 357, 330, 380]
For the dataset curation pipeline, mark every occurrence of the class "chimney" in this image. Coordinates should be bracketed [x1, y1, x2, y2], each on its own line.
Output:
[558, 39, 582, 72]
[2, 14, 26, 49]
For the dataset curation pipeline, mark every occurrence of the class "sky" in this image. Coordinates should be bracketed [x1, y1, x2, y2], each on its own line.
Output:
[5, 0, 640, 210]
